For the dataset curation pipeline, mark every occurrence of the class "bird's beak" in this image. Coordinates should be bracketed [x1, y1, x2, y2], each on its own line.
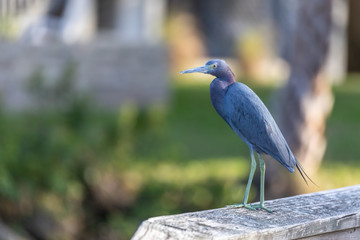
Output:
[180, 65, 210, 74]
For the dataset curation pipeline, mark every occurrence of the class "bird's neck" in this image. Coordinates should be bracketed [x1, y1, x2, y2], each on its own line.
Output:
[217, 67, 236, 85]
[210, 78, 232, 122]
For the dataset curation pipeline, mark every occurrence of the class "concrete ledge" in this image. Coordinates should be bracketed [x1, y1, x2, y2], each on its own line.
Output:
[0, 40, 168, 110]
[132, 185, 360, 240]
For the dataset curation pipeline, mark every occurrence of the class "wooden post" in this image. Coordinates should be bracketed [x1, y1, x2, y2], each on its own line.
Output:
[132, 185, 360, 239]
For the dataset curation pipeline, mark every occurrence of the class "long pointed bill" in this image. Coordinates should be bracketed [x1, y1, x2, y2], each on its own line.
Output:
[180, 65, 210, 74]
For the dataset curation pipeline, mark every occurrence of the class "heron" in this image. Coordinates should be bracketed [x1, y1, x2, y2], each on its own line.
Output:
[180, 59, 312, 212]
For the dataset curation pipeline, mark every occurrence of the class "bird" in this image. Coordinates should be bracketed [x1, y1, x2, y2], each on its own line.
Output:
[180, 59, 312, 212]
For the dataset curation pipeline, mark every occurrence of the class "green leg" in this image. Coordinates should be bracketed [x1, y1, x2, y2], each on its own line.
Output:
[227, 148, 257, 210]
[251, 154, 272, 213]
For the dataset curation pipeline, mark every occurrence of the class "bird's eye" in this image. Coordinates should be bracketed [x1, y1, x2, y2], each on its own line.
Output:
[212, 64, 217, 69]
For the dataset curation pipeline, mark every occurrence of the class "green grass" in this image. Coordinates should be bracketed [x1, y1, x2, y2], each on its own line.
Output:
[325, 80, 360, 163]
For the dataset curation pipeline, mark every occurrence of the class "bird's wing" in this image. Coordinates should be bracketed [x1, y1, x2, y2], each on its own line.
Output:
[224, 83, 296, 172]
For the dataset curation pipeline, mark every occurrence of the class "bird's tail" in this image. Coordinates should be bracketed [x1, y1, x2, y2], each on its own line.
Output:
[295, 160, 317, 186]
[284, 144, 317, 186]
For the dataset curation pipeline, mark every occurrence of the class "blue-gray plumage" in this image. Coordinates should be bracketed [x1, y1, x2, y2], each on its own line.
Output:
[180, 59, 311, 212]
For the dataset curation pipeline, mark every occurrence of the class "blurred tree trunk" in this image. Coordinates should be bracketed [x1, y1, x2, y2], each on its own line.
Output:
[266, 0, 334, 198]
[347, 0, 360, 72]
[193, 0, 268, 57]
[96, 0, 117, 30]
[193, 0, 240, 57]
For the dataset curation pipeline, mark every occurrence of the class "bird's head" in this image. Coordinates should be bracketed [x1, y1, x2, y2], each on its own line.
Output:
[180, 59, 234, 78]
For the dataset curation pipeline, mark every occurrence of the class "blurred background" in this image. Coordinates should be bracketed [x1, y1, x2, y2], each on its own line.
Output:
[0, 0, 359, 239]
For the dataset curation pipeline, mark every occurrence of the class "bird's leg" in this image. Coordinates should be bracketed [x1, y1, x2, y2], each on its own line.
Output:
[251, 154, 273, 213]
[227, 149, 256, 210]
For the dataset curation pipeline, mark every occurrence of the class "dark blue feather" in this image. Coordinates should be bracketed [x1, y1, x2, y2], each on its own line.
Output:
[212, 81, 296, 172]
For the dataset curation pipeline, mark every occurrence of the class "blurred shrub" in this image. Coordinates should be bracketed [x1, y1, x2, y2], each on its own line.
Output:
[1, 66, 359, 239]
[0, 65, 249, 240]
[15, 67, 360, 239]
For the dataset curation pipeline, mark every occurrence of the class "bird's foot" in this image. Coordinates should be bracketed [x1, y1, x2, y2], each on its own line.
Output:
[226, 203, 256, 211]
[250, 204, 273, 213]
[227, 203, 273, 213]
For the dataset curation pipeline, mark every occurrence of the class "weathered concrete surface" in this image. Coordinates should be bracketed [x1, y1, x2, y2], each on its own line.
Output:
[132, 185, 360, 240]
[0, 38, 168, 110]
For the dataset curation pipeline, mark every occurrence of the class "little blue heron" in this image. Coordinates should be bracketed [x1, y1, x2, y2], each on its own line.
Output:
[180, 59, 312, 212]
